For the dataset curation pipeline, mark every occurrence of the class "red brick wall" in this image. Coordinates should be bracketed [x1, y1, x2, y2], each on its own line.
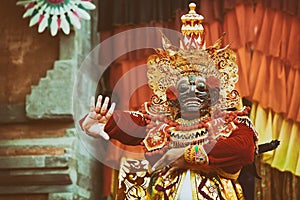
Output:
[0, 0, 59, 104]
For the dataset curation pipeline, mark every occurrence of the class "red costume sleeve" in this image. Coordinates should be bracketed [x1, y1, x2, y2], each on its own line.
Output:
[104, 110, 147, 145]
[204, 123, 256, 174]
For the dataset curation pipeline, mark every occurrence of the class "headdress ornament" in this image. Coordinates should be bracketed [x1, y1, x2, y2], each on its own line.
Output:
[147, 3, 240, 111]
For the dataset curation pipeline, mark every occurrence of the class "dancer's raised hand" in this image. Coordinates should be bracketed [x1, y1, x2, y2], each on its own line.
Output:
[81, 95, 116, 140]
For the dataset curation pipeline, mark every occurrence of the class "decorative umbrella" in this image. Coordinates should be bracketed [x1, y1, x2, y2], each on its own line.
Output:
[17, 0, 96, 36]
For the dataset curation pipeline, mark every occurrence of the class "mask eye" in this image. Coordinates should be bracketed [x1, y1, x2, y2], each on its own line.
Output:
[196, 82, 206, 92]
[178, 83, 189, 92]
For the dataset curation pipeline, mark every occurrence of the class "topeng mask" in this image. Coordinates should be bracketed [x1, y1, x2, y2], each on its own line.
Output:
[176, 75, 220, 118]
[177, 76, 211, 112]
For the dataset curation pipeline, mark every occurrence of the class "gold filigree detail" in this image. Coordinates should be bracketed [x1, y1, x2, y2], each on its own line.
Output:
[147, 3, 240, 110]
[147, 44, 240, 110]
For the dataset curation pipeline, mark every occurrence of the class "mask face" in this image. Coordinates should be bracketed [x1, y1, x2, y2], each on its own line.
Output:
[176, 75, 219, 119]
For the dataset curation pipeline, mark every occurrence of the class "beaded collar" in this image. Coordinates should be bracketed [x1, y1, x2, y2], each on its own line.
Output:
[141, 106, 251, 152]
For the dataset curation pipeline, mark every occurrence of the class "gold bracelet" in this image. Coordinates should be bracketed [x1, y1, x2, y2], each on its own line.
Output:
[184, 145, 194, 164]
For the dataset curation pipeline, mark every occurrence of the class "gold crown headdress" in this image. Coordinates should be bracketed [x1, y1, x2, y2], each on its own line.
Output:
[147, 3, 240, 111]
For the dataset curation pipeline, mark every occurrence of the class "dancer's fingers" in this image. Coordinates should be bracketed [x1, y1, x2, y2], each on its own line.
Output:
[95, 95, 103, 113]
[90, 96, 95, 112]
[100, 130, 110, 140]
[100, 97, 110, 115]
[105, 102, 116, 119]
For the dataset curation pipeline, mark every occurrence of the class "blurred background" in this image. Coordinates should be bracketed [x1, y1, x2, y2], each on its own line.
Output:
[0, 0, 299, 199]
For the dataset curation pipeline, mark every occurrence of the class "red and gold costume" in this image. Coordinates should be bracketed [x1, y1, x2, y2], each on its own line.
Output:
[104, 105, 257, 199]
[89, 3, 258, 200]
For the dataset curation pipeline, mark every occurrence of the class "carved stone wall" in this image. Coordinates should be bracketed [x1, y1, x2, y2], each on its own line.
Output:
[0, 1, 101, 199]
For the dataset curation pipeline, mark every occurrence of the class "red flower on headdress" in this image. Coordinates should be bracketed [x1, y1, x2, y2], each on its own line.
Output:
[166, 86, 178, 101]
[206, 76, 220, 89]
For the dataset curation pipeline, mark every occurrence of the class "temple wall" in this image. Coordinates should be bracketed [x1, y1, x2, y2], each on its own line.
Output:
[0, 1, 101, 200]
